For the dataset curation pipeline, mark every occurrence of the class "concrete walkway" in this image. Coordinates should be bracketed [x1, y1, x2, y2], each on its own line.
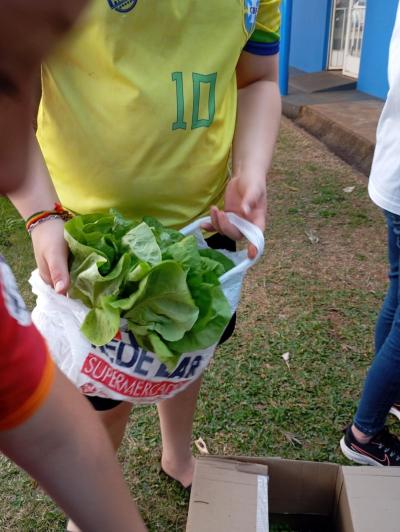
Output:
[282, 70, 384, 176]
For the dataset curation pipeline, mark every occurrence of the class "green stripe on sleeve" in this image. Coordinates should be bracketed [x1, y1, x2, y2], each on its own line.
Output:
[249, 29, 280, 43]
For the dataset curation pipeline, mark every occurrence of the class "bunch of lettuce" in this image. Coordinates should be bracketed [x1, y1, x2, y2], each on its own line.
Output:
[64, 210, 234, 368]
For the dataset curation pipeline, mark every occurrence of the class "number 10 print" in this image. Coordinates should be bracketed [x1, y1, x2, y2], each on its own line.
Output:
[172, 72, 217, 130]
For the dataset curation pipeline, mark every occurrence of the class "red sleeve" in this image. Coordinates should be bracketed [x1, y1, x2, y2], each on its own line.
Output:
[0, 258, 55, 430]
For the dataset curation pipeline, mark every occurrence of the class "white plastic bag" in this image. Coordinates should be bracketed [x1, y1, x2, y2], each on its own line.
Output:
[30, 213, 264, 405]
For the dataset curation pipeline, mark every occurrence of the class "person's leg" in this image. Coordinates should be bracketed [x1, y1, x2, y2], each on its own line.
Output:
[96, 401, 133, 450]
[375, 211, 400, 418]
[157, 233, 237, 488]
[353, 211, 400, 439]
[67, 399, 133, 531]
[374, 212, 400, 353]
[0, 369, 146, 532]
[340, 211, 400, 465]
[352, 317, 400, 439]
[158, 377, 202, 488]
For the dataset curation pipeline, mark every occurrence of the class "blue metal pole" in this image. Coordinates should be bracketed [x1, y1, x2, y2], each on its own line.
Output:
[279, 0, 293, 96]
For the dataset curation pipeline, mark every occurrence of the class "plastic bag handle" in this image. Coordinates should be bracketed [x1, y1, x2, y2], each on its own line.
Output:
[180, 212, 265, 282]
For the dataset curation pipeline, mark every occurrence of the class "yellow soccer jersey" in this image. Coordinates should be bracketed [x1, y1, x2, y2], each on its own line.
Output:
[37, 0, 280, 228]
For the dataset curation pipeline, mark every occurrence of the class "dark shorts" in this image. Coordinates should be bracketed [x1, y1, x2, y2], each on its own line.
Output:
[86, 233, 237, 411]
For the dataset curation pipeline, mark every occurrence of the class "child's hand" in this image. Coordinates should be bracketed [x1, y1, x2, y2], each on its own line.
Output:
[30, 219, 70, 295]
[202, 176, 266, 259]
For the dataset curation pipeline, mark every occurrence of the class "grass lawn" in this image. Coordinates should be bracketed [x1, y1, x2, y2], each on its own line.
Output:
[0, 117, 392, 531]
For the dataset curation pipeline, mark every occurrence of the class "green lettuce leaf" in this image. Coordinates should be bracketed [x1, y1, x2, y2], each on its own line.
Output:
[69, 252, 132, 308]
[199, 248, 235, 273]
[122, 221, 162, 265]
[162, 235, 201, 271]
[119, 261, 199, 342]
[65, 214, 117, 274]
[126, 261, 152, 282]
[143, 216, 184, 253]
[110, 208, 138, 241]
[81, 295, 120, 346]
[166, 284, 231, 353]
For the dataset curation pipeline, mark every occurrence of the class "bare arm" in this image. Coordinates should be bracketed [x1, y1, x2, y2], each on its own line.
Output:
[0, 368, 147, 532]
[205, 52, 281, 257]
[233, 51, 281, 213]
[8, 132, 60, 216]
[8, 132, 70, 293]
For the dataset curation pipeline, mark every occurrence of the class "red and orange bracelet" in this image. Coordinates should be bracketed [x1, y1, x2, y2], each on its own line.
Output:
[25, 203, 73, 235]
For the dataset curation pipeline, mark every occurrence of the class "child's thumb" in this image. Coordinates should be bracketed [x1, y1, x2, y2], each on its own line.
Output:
[241, 188, 259, 217]
[49, 259, 69, 295]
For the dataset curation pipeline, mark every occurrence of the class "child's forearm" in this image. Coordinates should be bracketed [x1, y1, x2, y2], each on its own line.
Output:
[8, 130, 70, 293]
[0, 369, 147, 532]
[233, 79, 281, 182]
[232, 53, 281, 184]
[8, 131, 60, 218]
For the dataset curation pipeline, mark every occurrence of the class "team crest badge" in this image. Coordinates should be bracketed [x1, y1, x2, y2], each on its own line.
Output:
[244, 0, 260, 35]
[107, 0, 137, 13]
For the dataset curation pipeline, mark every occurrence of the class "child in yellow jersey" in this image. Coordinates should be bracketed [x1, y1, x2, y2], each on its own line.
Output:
[9, 0, 281, 516]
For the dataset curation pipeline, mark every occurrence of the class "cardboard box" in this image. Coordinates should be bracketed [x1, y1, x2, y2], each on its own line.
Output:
[186, 456, 400, 532]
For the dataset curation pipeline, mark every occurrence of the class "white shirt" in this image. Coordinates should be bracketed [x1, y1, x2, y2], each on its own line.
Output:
[368, 3, 400, 215]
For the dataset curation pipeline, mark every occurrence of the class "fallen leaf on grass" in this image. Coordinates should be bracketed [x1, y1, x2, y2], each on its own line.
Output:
[342, 343, 357, 352]
[343, 186, 355, 193]
[194, 437, 209, 456]
[305, 229, 319, 244]
[282, 351, 290, 369]
[282, 431, 303, 447]
[282, 182, 299, 192]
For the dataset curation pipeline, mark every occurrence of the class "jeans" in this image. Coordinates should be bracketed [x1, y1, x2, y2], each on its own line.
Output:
[354, 210, 400, 436]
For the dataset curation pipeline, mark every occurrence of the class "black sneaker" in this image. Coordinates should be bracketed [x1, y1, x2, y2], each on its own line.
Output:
[389, 402, 400, 421]
[340, 425, 400, 466]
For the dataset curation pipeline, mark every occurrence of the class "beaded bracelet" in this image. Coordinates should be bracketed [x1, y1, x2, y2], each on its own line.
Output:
[25, 203, 73, 235]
